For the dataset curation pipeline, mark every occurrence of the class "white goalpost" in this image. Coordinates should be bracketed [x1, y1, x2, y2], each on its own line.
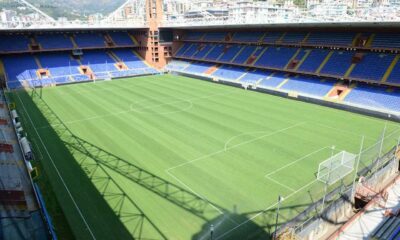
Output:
[317, 151, 357, 185]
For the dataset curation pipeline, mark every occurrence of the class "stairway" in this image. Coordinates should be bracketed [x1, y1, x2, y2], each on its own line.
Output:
[230, 46, 245, 63]
[382, 54, 400, 83]
[294, 50, 311, 71]
[128, 33, 139, 45]
[205, 65, 219, 75]
[316, 51, 334, 74]
[69, 35, 79, 48]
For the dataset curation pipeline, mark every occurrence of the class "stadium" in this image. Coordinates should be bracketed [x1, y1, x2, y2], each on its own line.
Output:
[0, 0, 400, 239]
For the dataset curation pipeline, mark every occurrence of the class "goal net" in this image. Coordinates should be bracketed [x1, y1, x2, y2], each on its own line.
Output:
[317, 151, 357, 185]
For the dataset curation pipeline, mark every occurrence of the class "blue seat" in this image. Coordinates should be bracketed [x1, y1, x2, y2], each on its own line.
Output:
[350, 53, 395, 82]
[0, 35, 30, 52]
[38, 52, 81, 77]
[232, 46, 257, 64]
[240, 69, 271, 84]
[36, 33, 74, 49]
[205, 44, 225, 61]
[306, 32, 356, 46]
[203, 32, 226, 41]
[297, 49, 329, 73]
[80, 50, 116, 73]
[344, 84, 400, 113]
[74, 33, 105, 48]
[258, 72, 288, 88]
[3, 55, 38, 82]
[372, 33, 400, 49]
[219, 45, 243, 63]
[232, 32, 264, 42]
[193, 44, 214, 59]
[320, 51, 353, 76]
[280, 76, 334, 97]
[212, 65, 245, 81]
[185, 32, 204, 41]
[263, 32, 283, 43]
[112, 49, 149, 69]
[108, 32, 135, 46]
[255, 47, 297, 69]
[387, 60, 400, 85]
[282, 32, 307, 44]
[175, 43, 192, 57]
[184, 62, 214, 74]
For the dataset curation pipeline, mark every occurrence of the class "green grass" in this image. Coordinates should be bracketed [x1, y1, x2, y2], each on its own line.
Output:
[8, 74, 400, 240]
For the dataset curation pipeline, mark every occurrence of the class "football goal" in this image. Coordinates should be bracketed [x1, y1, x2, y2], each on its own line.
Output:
[317, 151, 357, 185]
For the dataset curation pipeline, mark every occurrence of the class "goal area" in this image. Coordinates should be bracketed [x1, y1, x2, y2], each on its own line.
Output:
[317, 151, 357, 185]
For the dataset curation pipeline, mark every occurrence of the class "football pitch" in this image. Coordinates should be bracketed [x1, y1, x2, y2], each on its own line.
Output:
[8, 74, 400, 240]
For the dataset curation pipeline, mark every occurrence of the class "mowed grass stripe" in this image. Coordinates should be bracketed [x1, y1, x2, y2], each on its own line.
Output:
[11, 74, 400, 240]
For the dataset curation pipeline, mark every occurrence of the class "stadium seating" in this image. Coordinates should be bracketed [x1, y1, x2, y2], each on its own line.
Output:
[239, 69, 271, 84]
[232, 32, 264, 42]
[282, 32, 307, 44]
[292, 49, 308, 62]
[185, 32, 204, 41]
[166, 60, 191, 71]
[219, 45, 243, 62]
[204, 44, 225, 60]
[203, 32, 226, 41]
[184, 62, 214, 74]
[280, 76, 334, 97]
[232, 46, 257, 64]
[212, 65, 245, 81]
[258, 72, 288, 88]
[0, 35, 31, 52]
[112, 49, 149, 69]
[2, 55, 38, 82]
[74, 33, 106, 48]
[350, 53, 395, 81]
[193, 44, 214, 59]
[36, 33, 74, 50]
[108, 32, 136, 46]
[38, 52, 81, 77]
[263, 32, 283, 43]
[372, 33, 400, 49]
[387, 60, 400, 85]
[2, 48, 156, 89]
[320, 51, 353, 76]
[255, 47, 297, 69]
[344, 84, 400, 113]
[80, 50, 116, 73]
[175, 43, 192, 57]
[305, 32, 356, 46]
[297, 49, 329, 73]
[182, 43, 200, 58]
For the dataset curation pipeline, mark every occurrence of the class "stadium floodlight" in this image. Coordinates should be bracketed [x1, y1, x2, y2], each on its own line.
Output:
[317, 150, 357, 185]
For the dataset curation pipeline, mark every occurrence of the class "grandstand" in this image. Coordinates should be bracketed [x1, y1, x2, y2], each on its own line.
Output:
[1, 0, 400, 240]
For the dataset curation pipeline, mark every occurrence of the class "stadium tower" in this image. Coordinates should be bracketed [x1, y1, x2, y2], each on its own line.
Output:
[136, 0, 171, 69]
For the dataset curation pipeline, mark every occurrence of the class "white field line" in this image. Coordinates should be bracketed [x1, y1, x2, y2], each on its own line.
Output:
[165, 122, 306, 231]
[37, 90, 237, 129]
[165, 170, 240, 226]
[216, 178, 320, 240]
[265, 146, 330, 178]
[224, 130, 272, 152]
[15, 92, 96, 240]
[265, 175, 296, 192]
[166, 122, 306, 172]
[51, 75, 162, 96]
